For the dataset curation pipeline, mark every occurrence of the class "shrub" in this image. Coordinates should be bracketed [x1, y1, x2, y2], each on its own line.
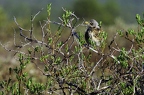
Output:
[0, 4, 144, 94]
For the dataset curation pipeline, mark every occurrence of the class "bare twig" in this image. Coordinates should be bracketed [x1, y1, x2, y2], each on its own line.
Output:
[0, 42, 27, 55]
[89, 57, 103, 76]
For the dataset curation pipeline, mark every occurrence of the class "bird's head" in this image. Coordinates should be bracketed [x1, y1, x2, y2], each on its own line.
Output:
[85, 19, 100, 29]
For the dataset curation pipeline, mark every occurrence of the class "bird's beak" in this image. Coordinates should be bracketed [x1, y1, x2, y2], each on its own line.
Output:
[84, 21, 90, 26]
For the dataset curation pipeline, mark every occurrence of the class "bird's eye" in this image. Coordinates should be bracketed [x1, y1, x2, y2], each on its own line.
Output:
[90, 22, 93, 25]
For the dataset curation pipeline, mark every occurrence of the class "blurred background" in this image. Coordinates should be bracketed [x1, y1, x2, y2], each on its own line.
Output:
[0, 0, 144, 61]
[0, 0, 144, 24]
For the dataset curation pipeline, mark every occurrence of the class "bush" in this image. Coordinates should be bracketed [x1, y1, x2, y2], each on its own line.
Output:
[0, 5, 144, 94]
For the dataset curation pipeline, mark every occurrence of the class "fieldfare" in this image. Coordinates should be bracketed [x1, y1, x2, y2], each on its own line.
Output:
[85, 19, 101, 47]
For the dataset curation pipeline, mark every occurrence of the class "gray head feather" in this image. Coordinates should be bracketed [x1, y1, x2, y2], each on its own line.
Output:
[89, 19, 100, 29]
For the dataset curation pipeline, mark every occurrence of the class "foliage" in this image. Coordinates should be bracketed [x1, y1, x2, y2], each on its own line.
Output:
[0, 5, 144, 95]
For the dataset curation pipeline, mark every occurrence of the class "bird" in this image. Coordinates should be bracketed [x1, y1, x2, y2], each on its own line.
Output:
[85, 19, 102, 47]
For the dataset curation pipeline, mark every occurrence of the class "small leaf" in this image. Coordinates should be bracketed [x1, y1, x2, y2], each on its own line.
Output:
[47, 3, 51, 17]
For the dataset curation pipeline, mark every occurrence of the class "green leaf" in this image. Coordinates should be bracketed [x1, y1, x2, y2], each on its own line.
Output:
[47, 3, 51, 17]
[117, 30, 123, 36]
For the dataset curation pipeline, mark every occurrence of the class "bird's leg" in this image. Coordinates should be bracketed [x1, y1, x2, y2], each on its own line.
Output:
[84, 43, 90, 49]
